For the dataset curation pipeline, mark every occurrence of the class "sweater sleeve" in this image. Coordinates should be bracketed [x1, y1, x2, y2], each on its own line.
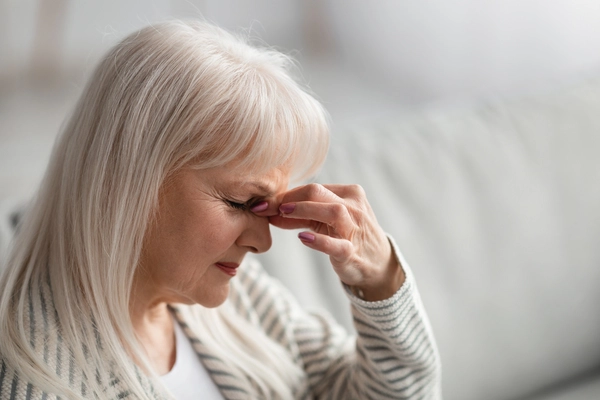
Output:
[338, 236, 442, 399]
[234, 236, 441, 400]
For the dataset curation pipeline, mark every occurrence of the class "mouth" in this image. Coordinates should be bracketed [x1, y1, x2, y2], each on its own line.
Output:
[215, 262, 240, 276]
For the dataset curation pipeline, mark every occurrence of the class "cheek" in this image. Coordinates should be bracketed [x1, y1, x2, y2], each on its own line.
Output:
[183, 209, 246, 253]
[148, 198, 245, 268]
[199, 215, 245, 249]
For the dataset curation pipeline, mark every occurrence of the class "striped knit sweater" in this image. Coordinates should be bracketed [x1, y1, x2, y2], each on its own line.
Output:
[0, 243, 441, 399]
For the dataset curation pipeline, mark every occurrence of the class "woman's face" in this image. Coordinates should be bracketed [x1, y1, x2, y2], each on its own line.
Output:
[135, 164, 290, 308]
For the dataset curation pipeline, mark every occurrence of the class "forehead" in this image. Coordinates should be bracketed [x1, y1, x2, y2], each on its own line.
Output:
[199, 164, 291, 195]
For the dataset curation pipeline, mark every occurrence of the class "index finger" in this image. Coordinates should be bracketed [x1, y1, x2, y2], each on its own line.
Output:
[278, 183, 341, 204]
[251, 183, 340, 217]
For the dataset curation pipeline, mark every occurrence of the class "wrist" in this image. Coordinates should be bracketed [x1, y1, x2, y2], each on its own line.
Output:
[351, 247, 405, 301]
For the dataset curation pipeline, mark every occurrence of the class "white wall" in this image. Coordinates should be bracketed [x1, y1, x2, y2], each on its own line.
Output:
[0, 0, 38, 79]
[327, 0, 600, 104]
[3, 1, 600, 104]
[0, 0, 305, 83]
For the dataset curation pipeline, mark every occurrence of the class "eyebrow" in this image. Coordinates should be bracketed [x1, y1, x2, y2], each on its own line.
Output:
[234, 181, 276, 197]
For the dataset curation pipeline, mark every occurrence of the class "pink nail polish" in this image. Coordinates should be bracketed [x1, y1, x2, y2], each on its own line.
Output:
[250, 201, 268, 212]
[298, 232, 315, 242]
[279, 203, 296, 214]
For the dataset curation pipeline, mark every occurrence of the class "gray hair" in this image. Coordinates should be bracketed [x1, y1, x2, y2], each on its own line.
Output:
[0, 19, 329, 399]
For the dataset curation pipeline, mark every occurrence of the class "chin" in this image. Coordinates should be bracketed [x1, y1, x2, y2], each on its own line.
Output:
[194, 287, 230, 308]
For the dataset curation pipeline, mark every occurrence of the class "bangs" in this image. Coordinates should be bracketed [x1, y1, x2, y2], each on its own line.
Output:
[183, 45, 330, 183]
[233, 74, 330, 182]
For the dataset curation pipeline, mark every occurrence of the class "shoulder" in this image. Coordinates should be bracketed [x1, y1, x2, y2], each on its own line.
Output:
[230, 257, 298, 312]
[0, 279, 62, 400]
[228, 257, 307, 344]
[0, 358, 49, 400]
[229, 257, 286, 302]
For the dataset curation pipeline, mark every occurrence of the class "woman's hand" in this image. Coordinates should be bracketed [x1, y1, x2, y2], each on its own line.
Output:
[253, 183, 405, 301]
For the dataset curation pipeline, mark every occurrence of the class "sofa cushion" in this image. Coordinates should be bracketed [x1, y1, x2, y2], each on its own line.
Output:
[525, 369, 600, 400]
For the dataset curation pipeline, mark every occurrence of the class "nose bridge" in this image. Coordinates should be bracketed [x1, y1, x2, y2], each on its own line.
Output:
[237, 214, 272, 253]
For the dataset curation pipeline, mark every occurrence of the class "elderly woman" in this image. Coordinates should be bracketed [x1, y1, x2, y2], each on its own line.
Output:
[0, 21, 441, 399]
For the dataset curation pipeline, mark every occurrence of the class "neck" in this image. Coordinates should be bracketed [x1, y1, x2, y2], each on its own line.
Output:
[129, 287, 177, 375]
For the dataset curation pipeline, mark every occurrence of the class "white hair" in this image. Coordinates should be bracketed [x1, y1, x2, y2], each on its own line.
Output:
[0, 20, 329, 399]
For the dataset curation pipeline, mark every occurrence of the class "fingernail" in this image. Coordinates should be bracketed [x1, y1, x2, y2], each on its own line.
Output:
[250, 201, 269, 213]
[279, 203, 296, 214]
[298, 232, 315, 242]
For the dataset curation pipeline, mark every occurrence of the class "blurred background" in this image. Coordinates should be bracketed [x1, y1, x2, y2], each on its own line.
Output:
[3, 0, 600, 199]
[2, 1, 600, 400]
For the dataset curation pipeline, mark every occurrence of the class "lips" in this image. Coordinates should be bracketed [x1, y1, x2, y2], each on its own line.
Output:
[215, 262, 240, 276]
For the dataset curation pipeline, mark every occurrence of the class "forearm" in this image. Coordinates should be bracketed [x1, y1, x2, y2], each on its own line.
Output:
[342, 237, 442, 399]
[349, 277, 441, 398]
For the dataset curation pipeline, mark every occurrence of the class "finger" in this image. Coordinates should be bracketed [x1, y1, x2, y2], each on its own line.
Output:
[321, 183, 366, 200]
[278, 183, 340, 204]
[250, 183, 338, 217]
[297, 231, 353, 263]
[250, 200, 280, 217]
[279, 201, 354, 236]
[268, 215, 313, 230]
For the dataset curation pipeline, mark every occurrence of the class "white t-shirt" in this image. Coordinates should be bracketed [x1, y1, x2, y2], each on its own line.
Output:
[160, 318, 224, 399]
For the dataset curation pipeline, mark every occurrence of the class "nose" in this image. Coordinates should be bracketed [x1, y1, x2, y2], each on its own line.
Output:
[236, 214, 272, 253]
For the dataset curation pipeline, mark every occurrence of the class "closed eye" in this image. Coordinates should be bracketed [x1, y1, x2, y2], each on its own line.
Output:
[226, 200, 248, 211]
[224, 194, 264, 212]
[225, 198, 257, 211]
